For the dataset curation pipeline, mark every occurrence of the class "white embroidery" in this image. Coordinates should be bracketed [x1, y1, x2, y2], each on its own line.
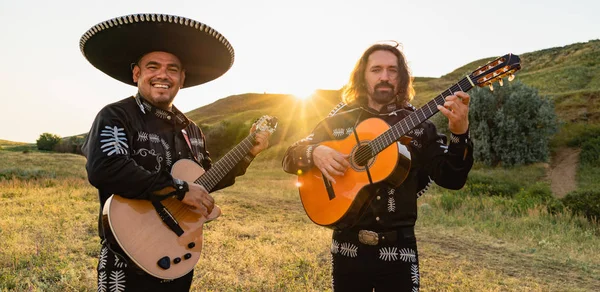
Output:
[388, 197, 396, 212]
[114, 255, 127, 268]
[100, 126, 128, 156]
[190, 137, 203, 147]
[306, 146, 314, 164]
[412, 128, 424, 137]
[137, 131, 149, 142]
[98, 271, 107, 292]
[333, 128, 345, 137]
[339, 242, 358, 258]
[379, 247, 398, 261]
[98, 246, 108, 270]
[411, 264, 420, 286]
[327, 102, 347, 117]
[149, 134, 160, 143]
[379, 247, 417, 262]
[399, 248, 417, 262]
[165, 150, 172, 167]
[345, 127, 354, 135]
[132, 148, 161, 171]
[450, 134, 461, 144]
[331, 239, 339, 254]
[160, 138, 170, 150]
[437, 138, 445, 145]
[416, 176, 434, 199]
[387, 188, 395, 196]
[154, 109, 169, 119]
[109, 270, 126, 292]
[161, 138, 172, 166]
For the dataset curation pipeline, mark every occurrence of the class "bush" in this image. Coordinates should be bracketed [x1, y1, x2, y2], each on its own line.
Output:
[462, 172, 520, 197]
[579, 136, 600, 166]
[469, 81, 558, 166]
[36, 133, 61, 151]
[561, 190, 600, 222]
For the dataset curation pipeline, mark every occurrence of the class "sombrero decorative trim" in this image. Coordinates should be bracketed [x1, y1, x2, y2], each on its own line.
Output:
[79, 13, 234, 88]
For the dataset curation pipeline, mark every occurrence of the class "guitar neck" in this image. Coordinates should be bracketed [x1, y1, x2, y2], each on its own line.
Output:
[194, 134, 255, 192]
[366, 76, 474, 158]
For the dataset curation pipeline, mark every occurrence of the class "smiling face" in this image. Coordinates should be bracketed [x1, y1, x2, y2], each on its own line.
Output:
[132, 51, 186, 110]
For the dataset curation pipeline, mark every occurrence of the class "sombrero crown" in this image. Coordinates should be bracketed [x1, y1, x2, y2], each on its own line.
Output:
[80, 13, 234, 88]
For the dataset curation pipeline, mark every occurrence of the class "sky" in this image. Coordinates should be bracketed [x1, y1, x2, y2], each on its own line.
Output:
[1, 0, 598, 143]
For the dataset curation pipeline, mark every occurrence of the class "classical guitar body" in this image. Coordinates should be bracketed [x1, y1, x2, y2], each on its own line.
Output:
[297, 118, 411, 230]
[102, 159, 221, 280]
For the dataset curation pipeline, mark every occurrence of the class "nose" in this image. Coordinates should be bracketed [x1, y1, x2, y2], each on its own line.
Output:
[380, 69, 390, 81]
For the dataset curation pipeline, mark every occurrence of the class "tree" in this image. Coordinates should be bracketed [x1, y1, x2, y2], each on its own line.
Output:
[469, 80, 558, 166]
[36, 133, 62, 151]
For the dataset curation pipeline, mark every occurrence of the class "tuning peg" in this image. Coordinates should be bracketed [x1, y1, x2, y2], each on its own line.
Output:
[489, 84, 494, 91]
[508, 74, 515, 81]
[499, 79, 504, 86]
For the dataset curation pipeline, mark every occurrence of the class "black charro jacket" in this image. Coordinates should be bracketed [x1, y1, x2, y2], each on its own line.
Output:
[82, 94, 252, 238]
[282, 100, 473, 231]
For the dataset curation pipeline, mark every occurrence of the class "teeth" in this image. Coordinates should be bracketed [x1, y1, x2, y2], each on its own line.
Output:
[153, 84, 169, 89]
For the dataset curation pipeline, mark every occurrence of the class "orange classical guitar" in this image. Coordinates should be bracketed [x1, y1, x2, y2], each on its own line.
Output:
[297, 54, 522, 230]
[102, 115, 278, 279]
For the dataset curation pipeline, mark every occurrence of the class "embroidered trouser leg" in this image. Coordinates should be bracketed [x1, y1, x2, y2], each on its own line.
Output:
[96, 242, 193, 292]
[331, 230, 420, 291]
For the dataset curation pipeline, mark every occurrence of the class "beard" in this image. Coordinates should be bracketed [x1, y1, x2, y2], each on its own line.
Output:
[370, 82, 397, 104]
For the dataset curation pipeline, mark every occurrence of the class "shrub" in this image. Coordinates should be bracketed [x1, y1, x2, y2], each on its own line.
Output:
[561, 190, 600, 222]
[462, 172, 520, 197]
[36, 133, 61, 151]
[469, 81, 558, 166]
[579, 136, 600, 166]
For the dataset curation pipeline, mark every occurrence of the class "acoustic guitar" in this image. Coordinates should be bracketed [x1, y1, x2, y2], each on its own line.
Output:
[297, 53, 522, 230]
[102, 115, 278, 279]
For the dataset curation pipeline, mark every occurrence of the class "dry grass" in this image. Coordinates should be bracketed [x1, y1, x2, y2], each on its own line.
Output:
[1, 152, 599, 291]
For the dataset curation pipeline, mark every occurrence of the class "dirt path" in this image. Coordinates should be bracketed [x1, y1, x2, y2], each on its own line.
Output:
[548, 147, 580, 198]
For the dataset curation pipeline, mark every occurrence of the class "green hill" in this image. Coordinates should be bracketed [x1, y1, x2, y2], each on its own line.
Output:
[186, 39, 600, 149]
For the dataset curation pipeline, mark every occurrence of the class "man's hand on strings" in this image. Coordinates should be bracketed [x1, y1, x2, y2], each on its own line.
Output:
[312, 145, 350, 184]
[249, 124, 271, 156]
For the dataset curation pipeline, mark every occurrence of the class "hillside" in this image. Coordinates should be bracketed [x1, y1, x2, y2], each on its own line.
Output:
[187, 39, 600, 139]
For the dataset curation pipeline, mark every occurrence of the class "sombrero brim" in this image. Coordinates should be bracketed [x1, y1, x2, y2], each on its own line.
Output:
[80, 14, 234, 88]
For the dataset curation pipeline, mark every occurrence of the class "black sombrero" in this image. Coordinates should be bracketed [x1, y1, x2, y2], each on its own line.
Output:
[79, 13, 234, 88]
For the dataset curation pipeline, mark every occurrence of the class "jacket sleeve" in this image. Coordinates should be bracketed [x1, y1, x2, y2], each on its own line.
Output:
[418, 121, 474, 190]
[282, 119, 332, 175]
[82, 105, 179, 200]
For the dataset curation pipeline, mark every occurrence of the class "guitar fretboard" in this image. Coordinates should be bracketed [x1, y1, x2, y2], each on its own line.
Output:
[194, 134, 255, 191]
[355, 76, 474, 164]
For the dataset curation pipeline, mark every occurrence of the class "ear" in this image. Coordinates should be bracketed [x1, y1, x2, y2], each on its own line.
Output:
[180, 69, 186, 88]
[132, 65, 140, 83]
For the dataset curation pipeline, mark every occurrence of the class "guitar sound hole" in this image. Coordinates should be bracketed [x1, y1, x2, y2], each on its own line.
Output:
[350, 143, 376, 171]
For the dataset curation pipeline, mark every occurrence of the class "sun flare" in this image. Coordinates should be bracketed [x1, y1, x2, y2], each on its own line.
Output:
[292, 88, 316, 100]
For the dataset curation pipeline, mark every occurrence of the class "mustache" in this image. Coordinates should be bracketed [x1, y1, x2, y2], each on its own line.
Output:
[375, 82, 394, 90]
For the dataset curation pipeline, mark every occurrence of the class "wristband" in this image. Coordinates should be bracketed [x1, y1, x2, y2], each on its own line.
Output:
[173, 178, 189, 201]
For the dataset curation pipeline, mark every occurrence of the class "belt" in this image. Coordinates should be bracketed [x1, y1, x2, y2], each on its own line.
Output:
[336, 227, 415, 246]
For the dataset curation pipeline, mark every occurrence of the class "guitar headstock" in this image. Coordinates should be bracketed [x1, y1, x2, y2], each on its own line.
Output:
[253, 115, 278, 134]
[470, 53, 521, 91]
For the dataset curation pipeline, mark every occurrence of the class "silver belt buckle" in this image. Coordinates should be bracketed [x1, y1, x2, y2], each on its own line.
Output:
[358, 230, 379, 245]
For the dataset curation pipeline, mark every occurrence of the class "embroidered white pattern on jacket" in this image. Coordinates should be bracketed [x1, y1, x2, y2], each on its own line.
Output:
[450, 134, 461, 144]
[306, 146, 314, 164]
[411, 128, 424, 137]
[137, 131, 149, 142]
[160, 138, 172, 166]
[148, 134, 160, 143]
[345, 127, 354, 135]
[100, 126, 128, 156]
[190, 137, 203, 147]
[132, 148, 162, 171]
[411, 264, 420, 286]
[416, 176, 434, 199]
[339, 242, 358, 258]
[154, 109, 169, 119]
[109, 270, 126, 292]
[331, 239, 339, 254]
[333, 128, 345, 138]
[327, 102, 347, 117]
[388, 196, 396, 212]
[98, 271, 107, 292]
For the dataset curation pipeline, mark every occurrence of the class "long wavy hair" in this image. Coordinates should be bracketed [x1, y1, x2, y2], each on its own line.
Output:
[342, 44, 415, 106]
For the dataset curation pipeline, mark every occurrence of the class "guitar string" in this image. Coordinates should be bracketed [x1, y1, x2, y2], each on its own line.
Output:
[352, 78, 472, 164]
[199, 135, 255, 191]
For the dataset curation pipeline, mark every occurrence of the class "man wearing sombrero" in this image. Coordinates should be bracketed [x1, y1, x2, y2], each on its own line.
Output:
[80, 13, 270, 290]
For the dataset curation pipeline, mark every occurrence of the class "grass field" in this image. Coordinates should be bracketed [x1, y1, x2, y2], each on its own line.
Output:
[1, 150, 599, 291]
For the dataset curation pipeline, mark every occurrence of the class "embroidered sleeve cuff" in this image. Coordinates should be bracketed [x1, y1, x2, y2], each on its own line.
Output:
[449, 130, 470, 145]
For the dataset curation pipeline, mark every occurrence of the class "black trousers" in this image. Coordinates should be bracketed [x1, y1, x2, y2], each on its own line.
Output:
[97, 241, 193, 292]
[331, 228, 420, 292]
